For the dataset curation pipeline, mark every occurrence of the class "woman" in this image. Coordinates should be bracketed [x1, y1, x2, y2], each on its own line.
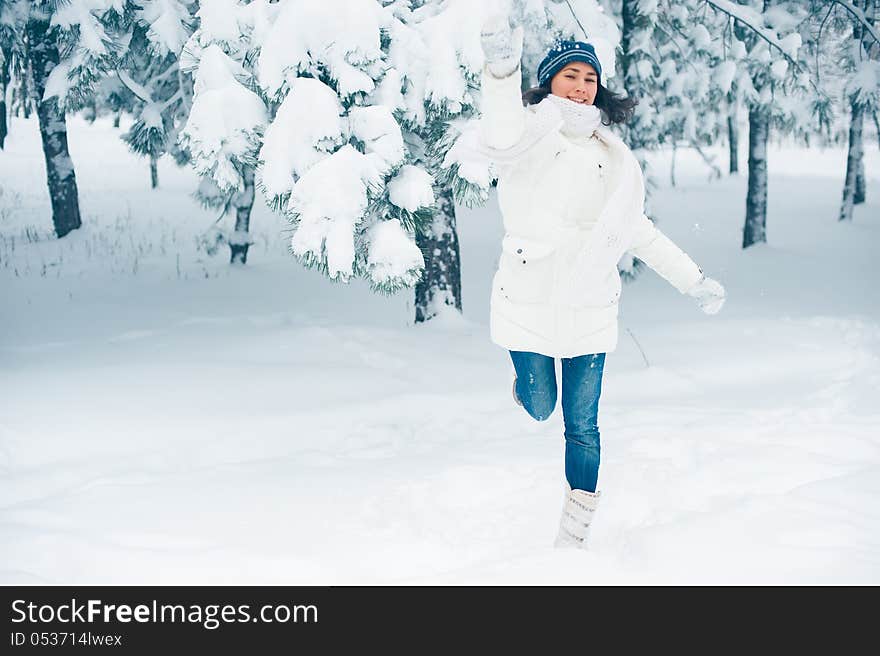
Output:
[478, 18, 727, 548]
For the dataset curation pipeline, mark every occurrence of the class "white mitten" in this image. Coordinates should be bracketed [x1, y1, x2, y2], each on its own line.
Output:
[687, 275, 726, 315]
[480, 15, 523, 79]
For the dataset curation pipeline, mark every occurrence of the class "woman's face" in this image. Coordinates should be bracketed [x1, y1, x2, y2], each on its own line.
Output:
[550, 62, 598, 105]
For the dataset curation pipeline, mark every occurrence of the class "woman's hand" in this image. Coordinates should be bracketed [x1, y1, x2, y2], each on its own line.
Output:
[480, 14, 523, 79]
[687, 275, 726, 315]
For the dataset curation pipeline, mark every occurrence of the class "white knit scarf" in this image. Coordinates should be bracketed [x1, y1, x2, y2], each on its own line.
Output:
[542, 93, 602, 138]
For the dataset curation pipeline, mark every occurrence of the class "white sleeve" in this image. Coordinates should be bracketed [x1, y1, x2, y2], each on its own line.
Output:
[479, 65, 526, 151]
[627, 214, 704, 293]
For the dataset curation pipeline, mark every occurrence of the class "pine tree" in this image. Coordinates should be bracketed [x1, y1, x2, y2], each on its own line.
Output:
[255, 0, 428, 293]
[620, 0, 655, 150]
[698, 1, 818, 248]
[178, 0, 267, 265]
[613, 0, 732, 276]
[0, 41, 10, 149]
[180, 0, 475, 297]
[0, 0, 141, 237]
[728, 85, 740, 173]
[26, 16, 78, 236]
[838, 0, 879, 221]
[393, 0, 494, 321]
[1, 1, 78, 236]
[2, 34, 38, 123]
[616, 1, 731, 154]
[115, 0, 196, 190]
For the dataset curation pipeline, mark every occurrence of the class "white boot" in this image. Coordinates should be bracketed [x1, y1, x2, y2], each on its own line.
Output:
[554, 483, 601, 549]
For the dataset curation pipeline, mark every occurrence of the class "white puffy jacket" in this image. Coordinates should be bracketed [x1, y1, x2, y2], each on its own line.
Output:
[480, 66, 704, 358]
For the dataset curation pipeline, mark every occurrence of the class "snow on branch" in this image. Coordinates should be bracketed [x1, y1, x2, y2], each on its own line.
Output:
[701, 0, 836, 99]
[136, 0, 194, 56]
[702, 0, 802, 64]
[179, 45, 267, 192]
[830, 0, 880, 49]
[288, 145, 384, 282]
[117, 69, 154, 103]
[258, 77, 345, 199]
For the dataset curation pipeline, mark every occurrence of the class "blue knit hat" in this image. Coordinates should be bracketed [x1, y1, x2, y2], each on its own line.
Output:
[537, 40, 602, 87]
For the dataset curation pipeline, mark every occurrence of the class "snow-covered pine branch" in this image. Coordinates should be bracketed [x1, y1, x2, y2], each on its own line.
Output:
[136, 0, 195, 57]
[41, 0, 130, 111]
[180, 43, 267, 192]
[113, 1, 196, 176]
[244, 0, 426, 293]
[703, 0, 803, 66]
[830, 0, 880, 47]
[176, 0, 271, 265]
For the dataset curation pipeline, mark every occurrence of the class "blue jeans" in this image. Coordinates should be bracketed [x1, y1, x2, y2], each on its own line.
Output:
[510, 350, 606, 493]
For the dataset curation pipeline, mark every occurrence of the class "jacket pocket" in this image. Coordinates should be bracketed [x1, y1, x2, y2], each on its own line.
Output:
[568, 267, 622, 308]
[497, 235, 556, 304]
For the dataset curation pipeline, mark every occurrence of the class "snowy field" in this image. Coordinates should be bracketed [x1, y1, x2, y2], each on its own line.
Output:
[1, 115, 878, 584]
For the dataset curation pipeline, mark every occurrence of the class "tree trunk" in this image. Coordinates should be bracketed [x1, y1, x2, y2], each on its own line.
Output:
[743, 105, 769, 248]
[854, 149, 865, 205]
[10, 65, 27, 118]
[620, 0, 641, 97]
[22, 57, 36, 118]
[150, 154, 159, 189]
[840, 99, 864, 222]
[27, 19, 82, 238]
[620, 0, 651, 149]
[873, 110, 880, 149]
[414, 187, 462, 323]
[0, 44, 10, 149]
[727, 108, 739, 174]
[848, 0, 873, 209]
[229, 166, 255, 264]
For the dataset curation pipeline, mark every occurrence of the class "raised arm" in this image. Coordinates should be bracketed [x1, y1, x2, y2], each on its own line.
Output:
[479, 17, 526, 150]
[628, 213, 726, 314]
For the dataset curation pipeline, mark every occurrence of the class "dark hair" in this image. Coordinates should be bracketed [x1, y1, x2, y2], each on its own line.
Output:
[522, 83, 638, 126]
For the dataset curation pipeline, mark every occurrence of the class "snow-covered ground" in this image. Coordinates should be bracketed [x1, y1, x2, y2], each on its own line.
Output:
[1, 115, 878, 584]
